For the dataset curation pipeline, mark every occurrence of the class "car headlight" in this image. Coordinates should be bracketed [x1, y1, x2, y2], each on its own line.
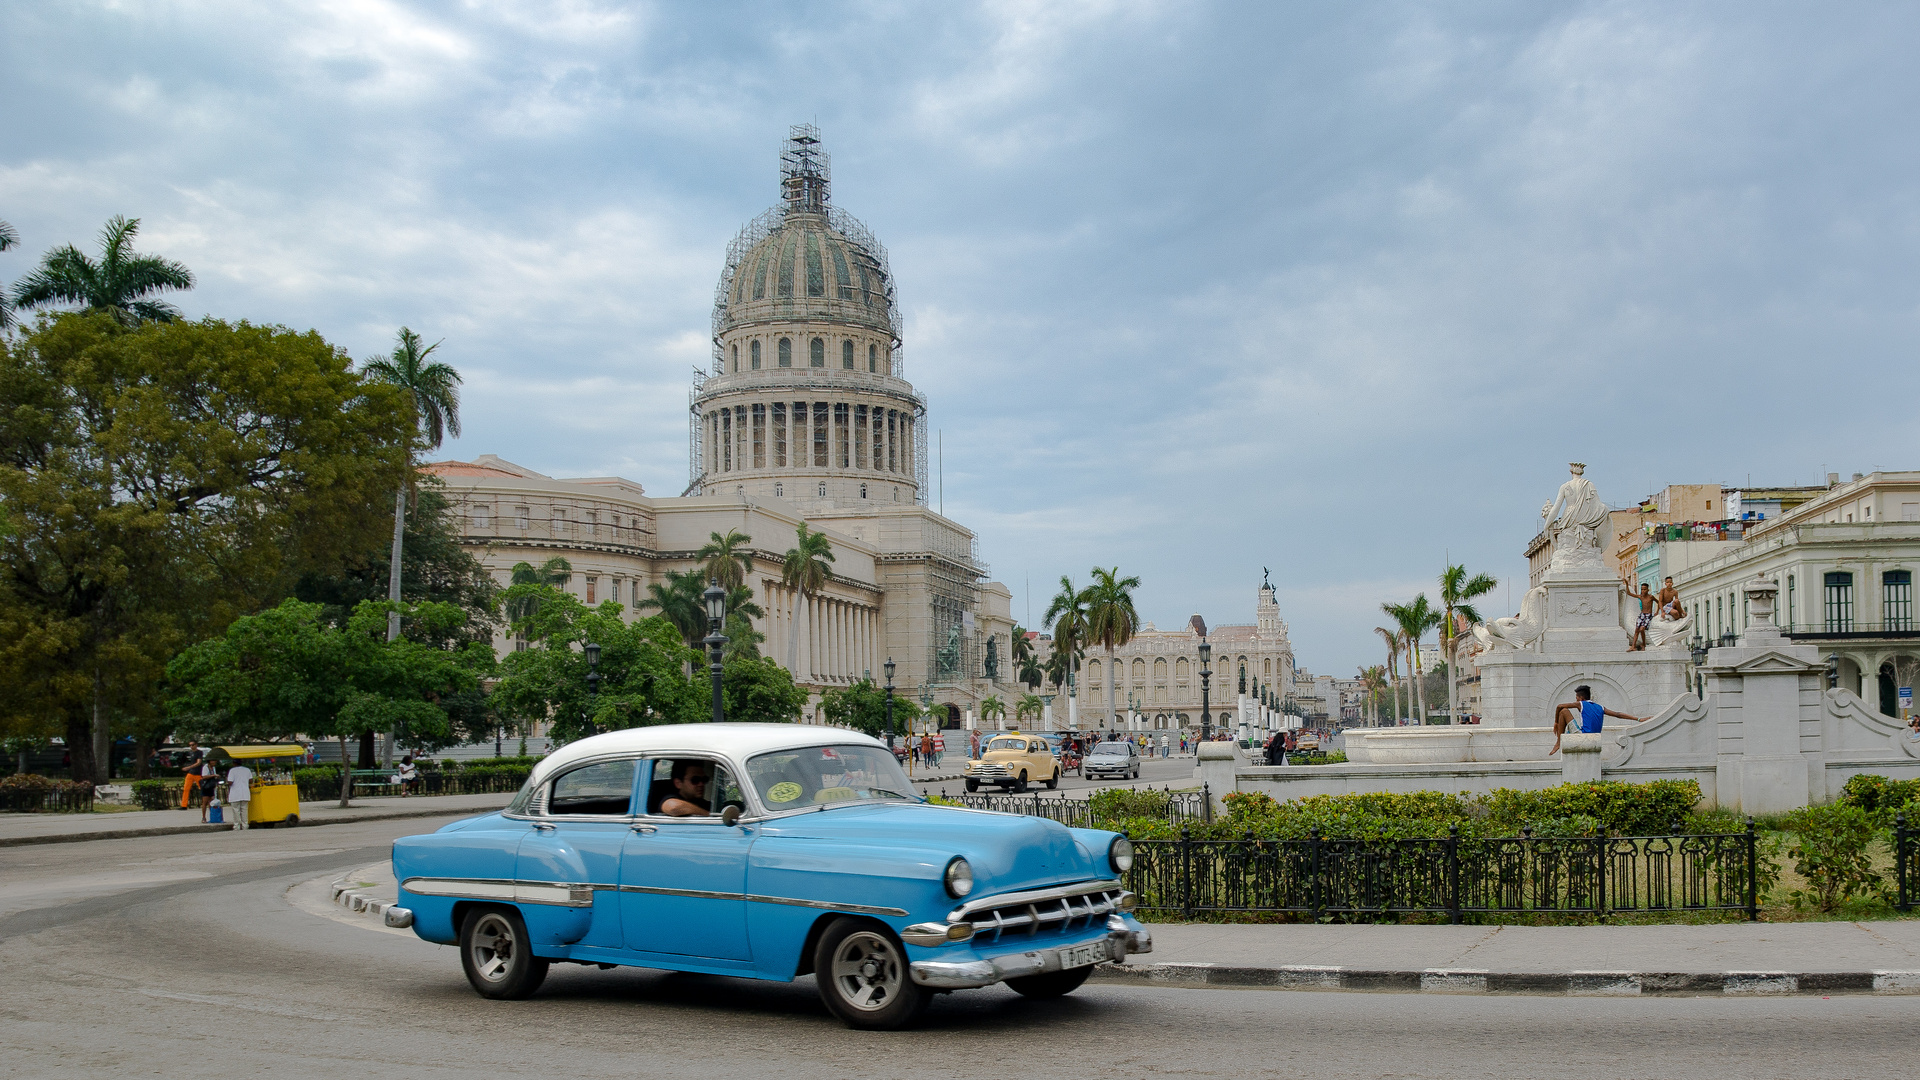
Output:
[944, 856, 974, 898]
[1109, 836, 1134, 874]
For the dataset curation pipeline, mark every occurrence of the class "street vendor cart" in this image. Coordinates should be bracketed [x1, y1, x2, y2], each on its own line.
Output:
[215, 744, 307, 827]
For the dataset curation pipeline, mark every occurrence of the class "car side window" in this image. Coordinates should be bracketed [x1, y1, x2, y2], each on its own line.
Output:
[641, 757, 741, 819]
[546, 758, 639, 817]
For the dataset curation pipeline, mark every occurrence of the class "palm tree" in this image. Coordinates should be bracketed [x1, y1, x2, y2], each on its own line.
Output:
[504, 557, 573, 633]
[699, 529, 754, 593]
[1084, 566, 1141, 726]
[780, 524, 835, 676]
[1384, 596, 1442, 725]
[1015, 693, 1045, 726]
[637, 570, 708, 646]
[1375, 626, 1403, 723]
[9, 215, 194, 325]
[1439, 564, 1498, 724]
[723, 584, 766, 660]
[1042, 576, 1090, 705]
[1011, 626, 1034, 667]
[0, 219, 18, 330]
[1018, 653, 1044, 691]
[362, 327, 462, 644]
[980, 696, 1007, 728]
[1358, 664, 1388, 726]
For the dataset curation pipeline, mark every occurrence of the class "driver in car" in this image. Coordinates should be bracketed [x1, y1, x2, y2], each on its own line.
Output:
[660, 760, 712, 817]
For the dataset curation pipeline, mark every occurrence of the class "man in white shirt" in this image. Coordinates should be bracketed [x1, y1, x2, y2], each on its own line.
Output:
[225, 762, 254, 830]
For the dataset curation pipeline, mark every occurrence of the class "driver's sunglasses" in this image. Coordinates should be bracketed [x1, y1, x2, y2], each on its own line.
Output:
[684, 774, 711, 785]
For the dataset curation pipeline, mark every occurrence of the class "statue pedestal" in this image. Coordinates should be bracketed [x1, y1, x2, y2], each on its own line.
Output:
[1559, 733, 1603, 783]
[1475, 563, 1689, 734]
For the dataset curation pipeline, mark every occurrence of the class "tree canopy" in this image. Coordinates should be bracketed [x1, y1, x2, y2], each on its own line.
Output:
[10, 216, 195, 325]
[818, 678, 922, 739]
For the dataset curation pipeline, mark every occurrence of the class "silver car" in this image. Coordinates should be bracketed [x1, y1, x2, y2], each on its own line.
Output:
[1082, 740, 1141, 780]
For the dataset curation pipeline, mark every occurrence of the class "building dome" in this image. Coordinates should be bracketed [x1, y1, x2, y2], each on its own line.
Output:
[689, 126, 925, 508]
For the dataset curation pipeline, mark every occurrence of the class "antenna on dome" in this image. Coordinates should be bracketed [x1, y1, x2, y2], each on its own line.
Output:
[780, 124, 830, 213]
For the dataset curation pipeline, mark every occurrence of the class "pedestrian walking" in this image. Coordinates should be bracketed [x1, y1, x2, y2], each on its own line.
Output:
[930, 732, 944, 766]
[178, 740, 204, 809]
[196, 759, 219, 821]
[225, 760, 253, 830]
[1159, 733, 1169, 759]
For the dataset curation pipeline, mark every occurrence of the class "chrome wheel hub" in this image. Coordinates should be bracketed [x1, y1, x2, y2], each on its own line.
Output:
[830, 931, 904, 1012]
[470, 913, 516, 982]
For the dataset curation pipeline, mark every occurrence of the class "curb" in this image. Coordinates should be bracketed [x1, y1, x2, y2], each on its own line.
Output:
[1090, 962, 1920, 996]
[330, 874, 401, 923]
[0, 800, 510, 848]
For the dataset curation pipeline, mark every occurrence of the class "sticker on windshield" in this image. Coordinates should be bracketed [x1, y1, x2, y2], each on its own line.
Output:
[767, 782, 803, 804]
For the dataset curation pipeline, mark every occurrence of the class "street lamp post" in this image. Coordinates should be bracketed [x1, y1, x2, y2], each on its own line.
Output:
[1198, 639, 1213, 743]
[883, 656, 896, 750]
[583, 641, 602, 734]
[702, 579, 728, 724]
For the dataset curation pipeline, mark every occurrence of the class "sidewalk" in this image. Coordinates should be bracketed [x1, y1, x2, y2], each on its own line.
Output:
[316, 859, 1920, 996]
[0, 792, 512, 847]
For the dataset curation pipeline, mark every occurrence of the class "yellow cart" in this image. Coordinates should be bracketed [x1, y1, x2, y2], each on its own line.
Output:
[216, 744, 308, 827]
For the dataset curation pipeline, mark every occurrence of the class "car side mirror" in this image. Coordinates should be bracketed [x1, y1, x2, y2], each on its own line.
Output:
[720, 804, 742, 827]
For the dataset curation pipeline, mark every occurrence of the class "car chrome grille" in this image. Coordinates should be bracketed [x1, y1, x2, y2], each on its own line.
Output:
[968, 763, 1011, 776]
[951, 882, 1128, 943]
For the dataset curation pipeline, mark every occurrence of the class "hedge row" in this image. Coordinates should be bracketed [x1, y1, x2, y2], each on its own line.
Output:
[0, 773, 95, 813]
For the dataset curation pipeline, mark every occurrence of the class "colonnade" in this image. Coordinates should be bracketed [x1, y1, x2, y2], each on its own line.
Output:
[760, 579, 880, 688]
[706, 397, 915, 481]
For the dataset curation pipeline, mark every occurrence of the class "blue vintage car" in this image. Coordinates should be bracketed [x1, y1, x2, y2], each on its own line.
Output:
[388, 724, 1151, 1029]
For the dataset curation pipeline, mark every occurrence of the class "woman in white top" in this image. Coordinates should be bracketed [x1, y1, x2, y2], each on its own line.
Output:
[225, 763, 253, 830]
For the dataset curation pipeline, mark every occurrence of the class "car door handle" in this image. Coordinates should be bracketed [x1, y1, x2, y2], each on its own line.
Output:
[532, 822, 555, 832]
[630, 824, 657, 834]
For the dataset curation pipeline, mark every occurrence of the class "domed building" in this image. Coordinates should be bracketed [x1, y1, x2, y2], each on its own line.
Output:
[691, 126, 924, 510]
[430, 127, 1016, 727]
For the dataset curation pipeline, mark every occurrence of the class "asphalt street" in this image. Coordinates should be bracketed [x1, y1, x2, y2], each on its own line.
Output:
[912, 749, 1200, 797]
[4, 810, 1915, 1079]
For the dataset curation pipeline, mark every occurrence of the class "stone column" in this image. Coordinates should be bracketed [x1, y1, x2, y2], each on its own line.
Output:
[1560, 733, 1603, 782]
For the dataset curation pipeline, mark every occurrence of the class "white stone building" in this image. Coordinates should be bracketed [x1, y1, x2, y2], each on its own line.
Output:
[429, 127, 1017, 723]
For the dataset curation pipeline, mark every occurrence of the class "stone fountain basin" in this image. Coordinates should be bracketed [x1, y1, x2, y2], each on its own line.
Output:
[1360, 730, 1472, 764]
[1468, 726, 1556, 762]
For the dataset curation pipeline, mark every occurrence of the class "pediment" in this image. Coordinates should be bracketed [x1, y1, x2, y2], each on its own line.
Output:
[1728, 650, 1823, 674]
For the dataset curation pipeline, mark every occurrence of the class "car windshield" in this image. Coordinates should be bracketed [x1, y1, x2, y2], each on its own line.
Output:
[746, 745, 918, 811]
[984, 737, 1028, 752]
[1093, 742, 1129, 754]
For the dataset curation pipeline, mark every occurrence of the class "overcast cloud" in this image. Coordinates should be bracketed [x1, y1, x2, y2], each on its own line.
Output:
[5, 2, 1918, 676]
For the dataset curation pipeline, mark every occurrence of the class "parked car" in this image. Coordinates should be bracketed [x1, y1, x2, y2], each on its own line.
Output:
[963, 733, 1060, 793]
[388, 724, 1149, 1029]
[1081, 740, 1142, 780]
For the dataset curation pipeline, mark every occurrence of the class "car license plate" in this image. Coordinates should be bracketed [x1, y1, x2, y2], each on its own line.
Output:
[1058, 941, 1109, 970]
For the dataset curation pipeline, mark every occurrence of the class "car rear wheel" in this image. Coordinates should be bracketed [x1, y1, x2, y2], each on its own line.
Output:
[1045, 770, 1058, 790]
[1007, 964, 1094, 999]
[814, 917, 931, 1030]
[460, 906, 548, 1000]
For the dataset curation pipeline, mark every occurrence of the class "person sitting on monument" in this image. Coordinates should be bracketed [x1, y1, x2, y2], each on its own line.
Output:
[1551, 684, 1646, 754]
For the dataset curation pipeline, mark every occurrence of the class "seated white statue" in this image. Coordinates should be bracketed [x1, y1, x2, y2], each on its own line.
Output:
[1472, 585, 1548, 651]
[1647, 605, 1694, 648]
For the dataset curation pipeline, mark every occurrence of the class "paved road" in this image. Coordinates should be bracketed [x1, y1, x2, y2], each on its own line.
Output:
[5, 810, 1916, 1078]
[913, 752, 1199, 798]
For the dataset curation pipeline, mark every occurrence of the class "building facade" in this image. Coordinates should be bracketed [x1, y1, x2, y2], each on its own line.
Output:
[1673, 471, 1920, 717]
[1073, 584, 1295, 732]
[432, 127, 1017, 723]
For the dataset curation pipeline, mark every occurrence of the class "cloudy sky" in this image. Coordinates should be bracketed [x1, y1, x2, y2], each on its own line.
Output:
[6, 2, 1918, 676]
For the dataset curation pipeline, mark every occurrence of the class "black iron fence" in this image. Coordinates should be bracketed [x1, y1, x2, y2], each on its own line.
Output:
[938, 788, 1212, 829]
[1896, 815, 1920, 911]
[0, 783, 95, 813]
[1127, 824, 1760, 922]
[294, 769, 529, 802]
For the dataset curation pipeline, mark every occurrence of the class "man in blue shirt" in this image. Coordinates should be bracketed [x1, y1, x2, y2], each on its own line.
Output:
[1550, 684, 1646, 754]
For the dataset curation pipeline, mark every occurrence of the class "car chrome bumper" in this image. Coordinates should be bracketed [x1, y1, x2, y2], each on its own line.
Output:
[909, 922, 1150, 990]
[383, 906, 415, 929]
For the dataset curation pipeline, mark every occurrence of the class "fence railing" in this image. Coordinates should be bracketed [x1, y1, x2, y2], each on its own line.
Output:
[1127, 824, 1760, 922]
[1898, 815, 1919, 911]
[294, 769, 529, 802]
[937, 788, 1212, 829]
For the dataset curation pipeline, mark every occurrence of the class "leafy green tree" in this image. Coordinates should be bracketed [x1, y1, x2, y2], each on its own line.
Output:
[1438, 564, 1497, 723]
[10, 216, 194, 325]
[698, 529, 754, 592]
[723, 584, 767, 662]
[491, 586, 707, 743]
[166, 599, 487, 805]
[0, 315, 411, 781]
[980, 695, 1006, 726]
[818, 678, 922, 740]
[504, 556, 572, 633]
[1085, 566, 1142, 726]
[780, 524, 835, 673]
[637, 569, 707, 646]
[718, 655, 807, 723]
[1018, 653, 1043, 691]
[0, 219, 18, 330]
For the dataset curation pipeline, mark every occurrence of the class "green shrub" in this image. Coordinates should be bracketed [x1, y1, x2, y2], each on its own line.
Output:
[1783, 803, 1885, 912]
[1839, 774, 1920, 824]
[1089, 788, 1174, 821]
[131, 779, 176, 810]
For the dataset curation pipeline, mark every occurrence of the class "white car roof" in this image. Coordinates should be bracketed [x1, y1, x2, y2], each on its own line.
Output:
[531, 723, 885, 784]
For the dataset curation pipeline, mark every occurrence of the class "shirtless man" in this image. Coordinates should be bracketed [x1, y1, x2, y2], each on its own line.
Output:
[1551, 685, 1647, 754]
[1656, 576, 1680, 613]
[1627, 581, 1657, 651]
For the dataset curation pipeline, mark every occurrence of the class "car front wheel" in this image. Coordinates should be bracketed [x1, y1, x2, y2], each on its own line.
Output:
[460, 906, 548, 1000]
[964, 779, 979, 792]
[1014, 771, 1029, 793]
[814, 917, 931, 1030]
[1007, 964, 1094, 999]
